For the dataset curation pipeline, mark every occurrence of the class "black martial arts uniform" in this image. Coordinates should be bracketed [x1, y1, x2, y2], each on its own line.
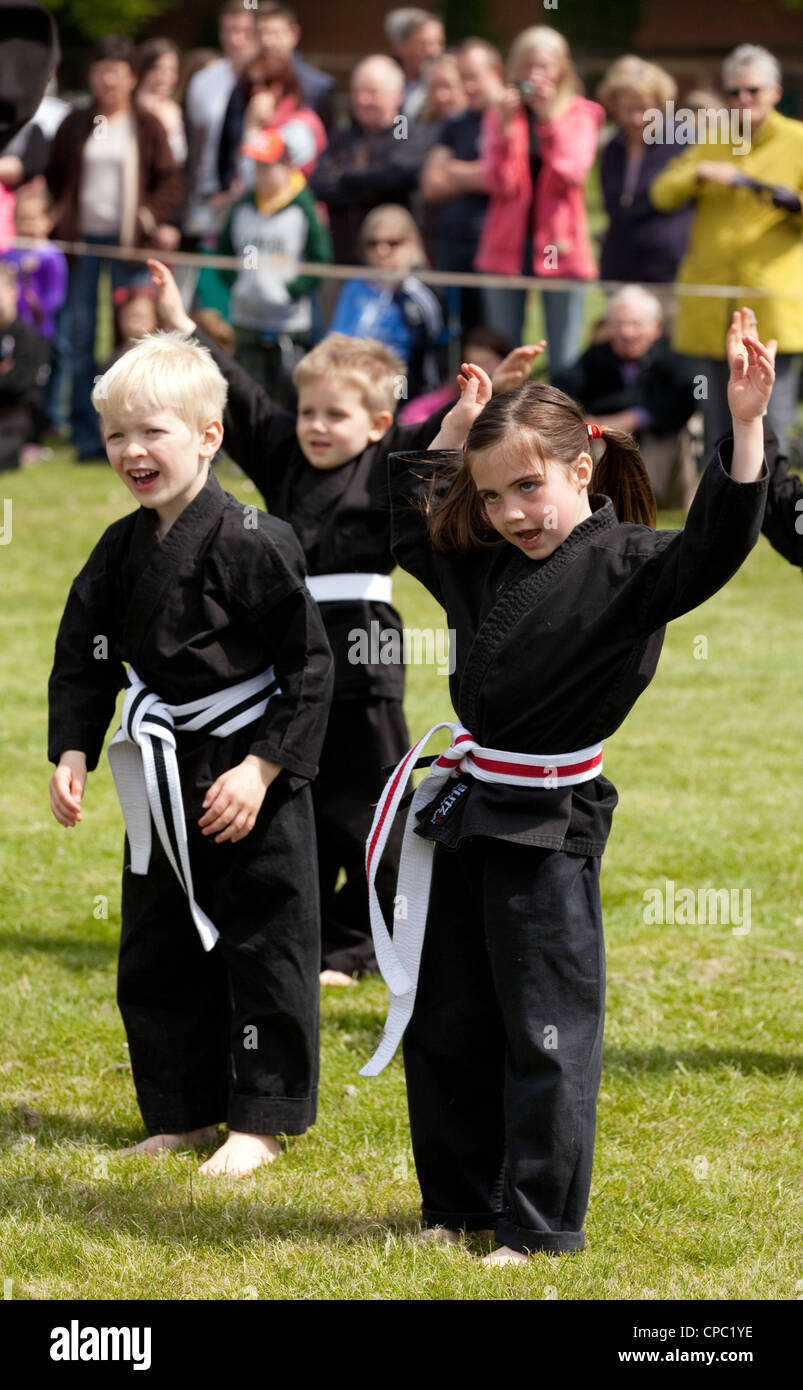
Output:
[193, 327, 448, 976]
[385, 440, 769, 1254]
[48, 473, 333, 1137]
[761, 425, 803, 571]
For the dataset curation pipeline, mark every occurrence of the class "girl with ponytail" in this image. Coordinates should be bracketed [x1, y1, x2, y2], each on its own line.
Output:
[361, 310, 774, 1267]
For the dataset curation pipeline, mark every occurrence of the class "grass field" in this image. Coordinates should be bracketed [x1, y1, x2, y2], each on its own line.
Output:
[0, 450, 801, 1302]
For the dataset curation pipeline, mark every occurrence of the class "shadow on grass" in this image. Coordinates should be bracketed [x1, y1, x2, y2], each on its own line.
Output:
[0, 1109, 130, 1149]
[604, 1045, 802, 1075]
[0, 931, 117, 971]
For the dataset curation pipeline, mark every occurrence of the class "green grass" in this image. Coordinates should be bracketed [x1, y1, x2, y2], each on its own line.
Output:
[0, 452, 801, 1301]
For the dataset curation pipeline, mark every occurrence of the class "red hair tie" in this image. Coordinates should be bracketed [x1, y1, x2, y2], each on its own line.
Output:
[587, 423, 603, 439]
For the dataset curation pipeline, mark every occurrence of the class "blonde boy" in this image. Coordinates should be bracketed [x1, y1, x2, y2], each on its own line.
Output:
[48, 332, 333, 1175]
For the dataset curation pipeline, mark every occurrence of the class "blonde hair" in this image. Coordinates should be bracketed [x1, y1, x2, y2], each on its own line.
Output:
[597, 55, 676, 114]
[358, 202, 425, 268]
[91, 330, 228, 429]
[507, 25, 580, 114]
[293, 332, 404, 415]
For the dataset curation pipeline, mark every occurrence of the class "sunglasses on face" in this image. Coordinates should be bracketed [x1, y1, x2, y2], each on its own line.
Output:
[725, 86, 763, 97]
[365, 237, 407, 248]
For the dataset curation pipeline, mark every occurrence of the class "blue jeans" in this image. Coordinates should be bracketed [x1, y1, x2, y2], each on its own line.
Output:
[480, 283, 587, 375]
[65, 236, 140, 456]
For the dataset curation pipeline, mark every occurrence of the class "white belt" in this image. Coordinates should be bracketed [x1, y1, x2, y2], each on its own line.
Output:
[306, 572, 392, 603]
[360, 722, 603, 1076]
[108, 665, 280, 952]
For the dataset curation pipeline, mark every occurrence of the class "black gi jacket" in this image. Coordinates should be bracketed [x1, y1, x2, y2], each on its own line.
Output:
[761, 427, 803, 571]
[194, 327, 448, 701]
[389, 441, 769, 856]
[48, 473, 334, 812]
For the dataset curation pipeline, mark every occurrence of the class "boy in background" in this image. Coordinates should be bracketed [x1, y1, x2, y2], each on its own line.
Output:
[216, 121, 332, 405]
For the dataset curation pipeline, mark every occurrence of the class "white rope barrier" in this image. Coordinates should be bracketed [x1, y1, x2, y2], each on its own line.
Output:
[10, 236, 803, 301]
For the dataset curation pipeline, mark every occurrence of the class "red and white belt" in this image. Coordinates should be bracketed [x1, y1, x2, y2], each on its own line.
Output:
[306, 572, 392, 603]
[360, 722, 603, 1076]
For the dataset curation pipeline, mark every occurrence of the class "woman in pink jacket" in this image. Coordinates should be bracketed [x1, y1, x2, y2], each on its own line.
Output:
[475, 26, 604, 374]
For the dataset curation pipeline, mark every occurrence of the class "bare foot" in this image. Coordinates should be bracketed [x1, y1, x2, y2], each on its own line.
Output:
[198, 1131, 281, 1177]
[320, 969, 356, 987]
[118, 1125, 218, 1157]
[482, 1245, 529, 1267]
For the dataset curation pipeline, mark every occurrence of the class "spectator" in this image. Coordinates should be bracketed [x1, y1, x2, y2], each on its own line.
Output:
[45, 34, 182, 461]
[420, 38, 505, 334]
[4, 180, 67, 339]
[99, 284, 159, 372]
[398, 323, 514, 423]
[329, 203, 443, 400]
[0, 260, 49, 471]
[217, 123, 333, 404]
[218, 49, 326, 194]
[384, 8, 445, 120]
[135, 38, 187, 167]
[1, 74, 69, 186]
[597, 56, 693, 288]
[311, 55, 433, 265]
[552, 284, 698, 509]
[474, 25, 604, 373]
[256, 2, 336, 132]
[418, 53, 467, 129]
[651, 43, 803, 455]
[183, 0, 257, 233]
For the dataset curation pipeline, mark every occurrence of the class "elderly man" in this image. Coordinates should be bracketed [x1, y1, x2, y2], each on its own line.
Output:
[552, 285, 698, 509]
[651, 43, 803, 455]
[420, 38, 505, 332]
[384, 8, 445, 119]
[310, 54, 433, 264]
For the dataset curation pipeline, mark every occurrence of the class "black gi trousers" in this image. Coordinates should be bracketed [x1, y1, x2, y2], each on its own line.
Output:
[402, 839, 605, 1254]
[314, 697, 408, 977]
[118, 779, 320, 1137]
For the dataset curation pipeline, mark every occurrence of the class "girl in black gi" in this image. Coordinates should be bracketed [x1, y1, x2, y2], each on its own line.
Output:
[370, 310, 774, 1262]
[48, 332, 333, 1176]
[146, 258, 541, 986]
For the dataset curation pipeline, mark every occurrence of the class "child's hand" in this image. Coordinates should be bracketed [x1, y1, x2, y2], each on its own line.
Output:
[198, 755, 282, 844]
[726, 308, 776, 424]
[146, 258, 195, 335]
[50, 751, 87, 827]
[430, 362, 494, 451]
[491, 340, 546, 395]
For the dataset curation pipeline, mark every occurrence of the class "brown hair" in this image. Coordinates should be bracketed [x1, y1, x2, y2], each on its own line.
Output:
[427, 381, 656, 552]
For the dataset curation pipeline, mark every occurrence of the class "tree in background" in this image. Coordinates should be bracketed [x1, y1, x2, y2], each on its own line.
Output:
[42, 0, 179, 43]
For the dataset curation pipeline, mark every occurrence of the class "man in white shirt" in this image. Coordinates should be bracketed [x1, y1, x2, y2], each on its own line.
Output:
[184, 0, 258, 229]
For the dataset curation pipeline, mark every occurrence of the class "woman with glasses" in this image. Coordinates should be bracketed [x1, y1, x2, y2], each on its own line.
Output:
[651, 44, 803, 454]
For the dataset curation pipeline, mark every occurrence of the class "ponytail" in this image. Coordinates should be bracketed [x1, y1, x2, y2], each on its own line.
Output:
[590, 426, 657, 528]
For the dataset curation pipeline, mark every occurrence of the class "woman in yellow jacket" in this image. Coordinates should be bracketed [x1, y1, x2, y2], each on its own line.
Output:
[650, 44, 803, 454]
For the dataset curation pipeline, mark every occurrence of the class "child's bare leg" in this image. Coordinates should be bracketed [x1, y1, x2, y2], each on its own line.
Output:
[198, 1131, 281, 1177]
[118, 1125, 218, 1156]
[482, 1245, 529, 1267]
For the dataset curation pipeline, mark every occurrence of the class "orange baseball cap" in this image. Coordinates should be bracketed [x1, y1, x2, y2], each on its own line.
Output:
[241, 128, 286, 163]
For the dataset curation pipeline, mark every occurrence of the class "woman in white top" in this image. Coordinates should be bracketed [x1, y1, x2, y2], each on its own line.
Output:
[135, 38, 187, 167]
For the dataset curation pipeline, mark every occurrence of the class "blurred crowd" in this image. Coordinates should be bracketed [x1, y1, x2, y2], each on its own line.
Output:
[1, 2, 802, 501]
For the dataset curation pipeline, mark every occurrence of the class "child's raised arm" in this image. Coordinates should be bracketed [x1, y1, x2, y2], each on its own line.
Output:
[147, 259, 290, 500]
[727, 308, 776, 484]
[429, 362, 494, 451]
